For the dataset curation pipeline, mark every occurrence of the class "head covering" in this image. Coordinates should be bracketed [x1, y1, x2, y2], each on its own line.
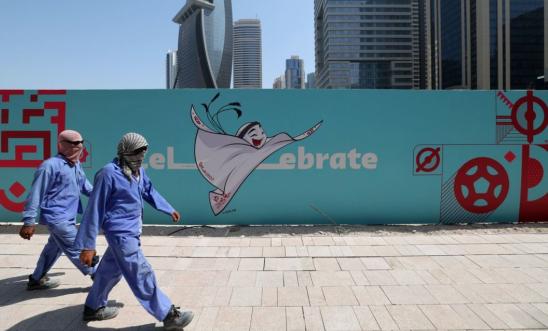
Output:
[236, 122, 261, 139]
[117, 132, 148, 180]
[57, 130, 84, 164]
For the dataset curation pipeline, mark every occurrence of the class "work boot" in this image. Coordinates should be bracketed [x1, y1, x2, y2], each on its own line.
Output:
[83, 305, 119, 321]
[27, 275, 60, 291]
[163, 305, 194, 330]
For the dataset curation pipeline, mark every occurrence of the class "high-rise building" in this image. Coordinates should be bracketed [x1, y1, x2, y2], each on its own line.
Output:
[314, 0, 421, 89]
[233, 19, 262, 88]
[432, 0, 547, 90]
[285, 56, 305, 89]
[306, 72, 316, 88]
[173, 0, 233, 88]
[273, 75, 286, 89]
[166, 50, 178, 89]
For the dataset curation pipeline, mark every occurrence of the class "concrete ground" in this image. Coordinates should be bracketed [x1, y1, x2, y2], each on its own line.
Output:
[1, 223, 548, 330]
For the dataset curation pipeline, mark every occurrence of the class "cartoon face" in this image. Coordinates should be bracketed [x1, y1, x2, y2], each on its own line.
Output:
[238, 123, 267, 148]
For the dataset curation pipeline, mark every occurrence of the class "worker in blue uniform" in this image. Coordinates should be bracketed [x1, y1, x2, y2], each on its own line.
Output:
[75, 132, 193, 330]
[19, 129, 97, 290]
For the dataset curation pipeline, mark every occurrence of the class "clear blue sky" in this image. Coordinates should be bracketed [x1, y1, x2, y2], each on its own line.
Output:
[0, 0, 314, 89]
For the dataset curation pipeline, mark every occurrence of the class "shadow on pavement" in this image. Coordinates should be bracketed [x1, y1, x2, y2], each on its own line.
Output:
[0, 272, 89, 308]
[7, 301, 161, 331]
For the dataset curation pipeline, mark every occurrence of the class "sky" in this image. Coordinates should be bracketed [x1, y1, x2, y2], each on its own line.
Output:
[0, 0, 314, 89]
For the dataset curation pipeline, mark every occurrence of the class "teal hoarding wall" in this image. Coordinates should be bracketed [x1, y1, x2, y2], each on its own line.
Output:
[0, 89, 546, 225]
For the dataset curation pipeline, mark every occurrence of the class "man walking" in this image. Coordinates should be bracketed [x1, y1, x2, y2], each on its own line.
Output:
[76, 132, 193, 330]
[20, 129, 97, 290]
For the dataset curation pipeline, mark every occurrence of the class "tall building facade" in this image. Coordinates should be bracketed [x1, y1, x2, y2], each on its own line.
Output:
[173, 0, 233, 88]
[307, 72, 316, 88]
[166, 50, 178, 89]
[432, 0, 547, 89]
[233, 19, 262, 88]
[273, 75, 286, 89]
[285, 56, 305, 89]
[314, 0, 421, 89]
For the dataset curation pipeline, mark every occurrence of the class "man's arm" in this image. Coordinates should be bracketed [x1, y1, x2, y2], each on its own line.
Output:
[22, 163, 53, 226]
[79, 167, 93, 197]
[141, 169, 180, 222]
[75, 168, 111, 251]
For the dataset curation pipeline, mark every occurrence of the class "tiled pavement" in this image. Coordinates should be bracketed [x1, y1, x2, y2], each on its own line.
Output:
[1, 226, 548, 330]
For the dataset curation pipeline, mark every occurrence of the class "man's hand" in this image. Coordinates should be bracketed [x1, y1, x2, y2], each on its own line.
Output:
[80, 250, 96, 267]
[171, 211, 181, 223]
[19, 225, 35, 240]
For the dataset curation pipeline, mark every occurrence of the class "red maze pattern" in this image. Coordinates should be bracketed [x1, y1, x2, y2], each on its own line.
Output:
[0, 90, 66, 212]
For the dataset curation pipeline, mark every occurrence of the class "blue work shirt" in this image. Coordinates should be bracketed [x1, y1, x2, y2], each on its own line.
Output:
[23, 154, 93, 226]
[75, 159, 175, 250]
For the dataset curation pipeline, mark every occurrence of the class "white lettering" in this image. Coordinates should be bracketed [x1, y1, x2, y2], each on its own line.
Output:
[330, 153, 346, 169]
[144, 146, 378, 171]
[362, 153, 378, 169]
[298, 146, 314, 170]
[316, 153, 330, 169]
[149, 153, 165, 170]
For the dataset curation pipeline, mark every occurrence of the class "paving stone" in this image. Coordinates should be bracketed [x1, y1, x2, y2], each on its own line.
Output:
[212, 306, 252, 331]
[382, 285, 438, 304]
[313, 258, 340, 271]
[307, 286, 327, 306]
[320, 306, 361, 331]
[322, 286, 358, 306]
[239, 258, 264, 271]
[386, 304, 435, 330]
[486, 303, 545, 329]
[310, 271, 355, 286]
[337, 258, 365, 270]
[286, 307, 306, 331]
[265, 258, 314, 271]
[250, 307, 286, 331]
[360, 257, 391, 270]
[303, 306, 325, 331]
[353, 306, 380, 330]
[228, 271, 257, 287]
[262, 287, 278, 306]
[352, 286, 391, 305]
[369, 305, 399, 330]
[283, 271, 299, 287]
[278, 287, 309, 307]
[256, 271, 284, 287]
[419, 304, 469, 329]
[362, 270, 398, 285]
[425, 284, 469, 304]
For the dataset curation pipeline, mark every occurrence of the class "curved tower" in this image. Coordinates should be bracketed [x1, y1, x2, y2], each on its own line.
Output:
[173, 0, 233, 88]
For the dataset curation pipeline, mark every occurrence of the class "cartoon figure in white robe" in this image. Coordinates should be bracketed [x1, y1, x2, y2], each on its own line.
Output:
[191, 93, 322, 215]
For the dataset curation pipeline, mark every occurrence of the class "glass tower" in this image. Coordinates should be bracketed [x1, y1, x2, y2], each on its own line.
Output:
[314, 0, 421, 89]
[173, 0, 233, 88]
[233, 19, 262, 88]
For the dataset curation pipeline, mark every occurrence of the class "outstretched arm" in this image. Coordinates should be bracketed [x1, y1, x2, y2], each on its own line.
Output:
[141, 169, 179, 222]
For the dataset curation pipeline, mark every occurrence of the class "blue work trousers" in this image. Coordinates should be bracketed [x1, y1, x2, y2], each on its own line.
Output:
[32, 221, 96, 281]
[85, 234, 172, 321]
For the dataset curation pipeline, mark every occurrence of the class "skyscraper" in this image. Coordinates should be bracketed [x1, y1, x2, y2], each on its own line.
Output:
[314, 0, 421, 89]
[285, 56, 305, 89]
[273, 75, 286, 89]
[233, 19, 262, 88]
[432, 0, 547, 90]
[306, 72, 316, 88]
[166, 50, 178, 89]
[173, 0, 233, 88]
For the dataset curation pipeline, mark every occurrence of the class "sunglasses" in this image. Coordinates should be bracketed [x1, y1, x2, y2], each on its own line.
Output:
[62, 140, 84, 146]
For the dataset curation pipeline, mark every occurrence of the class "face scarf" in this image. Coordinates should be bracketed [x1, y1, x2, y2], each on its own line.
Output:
[117, 132, 148, 180]
[58, 130, 84, 164]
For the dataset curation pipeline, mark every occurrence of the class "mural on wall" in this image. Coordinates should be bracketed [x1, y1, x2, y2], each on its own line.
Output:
[413, 90, 548, 224]
[191, 93, 322, 215]
[0, 89, 545, 224]
[0, 90, 91, 213]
